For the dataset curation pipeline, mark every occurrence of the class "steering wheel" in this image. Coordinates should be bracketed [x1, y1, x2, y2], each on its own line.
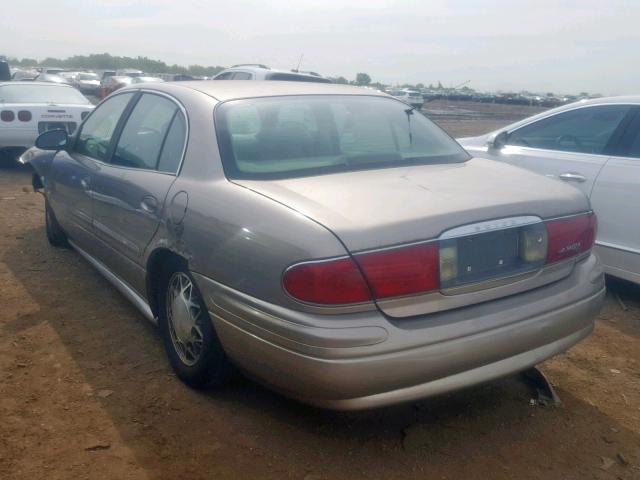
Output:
[556, 134, 583, 150]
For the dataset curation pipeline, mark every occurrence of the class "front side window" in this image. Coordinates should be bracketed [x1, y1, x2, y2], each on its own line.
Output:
[214, 72, 233, 80]
[216, 95, 469, 179]
[507, 105, 630, 154]
[111, 94, 179, 170]
[76, 92, 134, 161]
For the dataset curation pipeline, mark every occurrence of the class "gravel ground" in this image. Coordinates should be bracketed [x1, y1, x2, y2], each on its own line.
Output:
[0, 100, 638, 480]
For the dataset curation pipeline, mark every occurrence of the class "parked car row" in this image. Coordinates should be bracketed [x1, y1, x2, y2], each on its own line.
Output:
[6, 66, 167, 99]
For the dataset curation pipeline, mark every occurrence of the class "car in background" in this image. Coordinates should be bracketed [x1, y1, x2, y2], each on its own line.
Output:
[130, 76, 164, 85]
[212, 64, 331, 83]
[0, 61, 10, 82]
[389, 89, 424, 109]
[24, 81, 603, 410]
[99, 75, 133, 98]
[12, 69, 39, 81]
[459, 96, 640, 284]
[99, 75, 164, 98]
[73, 72, 101, 95]
[158, 73, 200, 82]
[0, 82, 93, 163]
[115, 69, 145, 78]
[99, 70, 116, 82]
[35, 73, 73, 85]
[58, 71, 101, 95]
[42, 68, 69, 75]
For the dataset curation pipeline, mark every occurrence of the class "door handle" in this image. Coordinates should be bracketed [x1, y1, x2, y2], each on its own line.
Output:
[80, 176, 91, 190]
[558, 172, 586, 183]
[140, 196, 158, 214]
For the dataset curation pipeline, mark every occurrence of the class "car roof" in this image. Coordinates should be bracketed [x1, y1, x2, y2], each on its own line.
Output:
[571, 95, 640, 106]
[0, 81, 75, 88]
[131, 80, 389, 102]
[489, 95, 640, 136]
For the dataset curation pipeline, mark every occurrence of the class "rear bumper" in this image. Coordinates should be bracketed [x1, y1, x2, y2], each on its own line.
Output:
[194, 253, 605, 410]
[0, 128, 38, 149]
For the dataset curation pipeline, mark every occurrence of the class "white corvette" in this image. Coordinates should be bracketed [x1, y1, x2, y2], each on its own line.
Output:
[0, 82, 93, 162]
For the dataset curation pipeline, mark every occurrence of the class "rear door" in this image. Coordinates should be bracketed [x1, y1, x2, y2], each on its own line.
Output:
[90, 92, 187, 280]
[494, 104, 633, 196]
[590, 107, 640, 282]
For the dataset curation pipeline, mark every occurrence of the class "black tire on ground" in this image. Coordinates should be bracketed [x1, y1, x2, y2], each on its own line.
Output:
[0, 147, 26, 168]
[45, 199, 69, 248]
[157, 257, 235, 388]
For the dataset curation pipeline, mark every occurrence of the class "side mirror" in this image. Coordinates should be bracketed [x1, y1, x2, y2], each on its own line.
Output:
[35, 129, 68, 150]
[489, 131, 509, 150]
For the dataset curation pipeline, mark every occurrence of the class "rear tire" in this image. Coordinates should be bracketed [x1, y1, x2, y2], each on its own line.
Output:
[45, 199, 69, 248]
[157, 258, 234, 388]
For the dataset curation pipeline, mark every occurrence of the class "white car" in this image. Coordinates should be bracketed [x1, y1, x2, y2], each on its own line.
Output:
[389, 89, 424, 109]
[0, 82, 94, 162]
[458, 96, 640, 284]
[212, 64, 331, 83]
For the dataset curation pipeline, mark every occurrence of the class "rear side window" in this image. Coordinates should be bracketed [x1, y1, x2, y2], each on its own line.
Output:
[232, 72, 252, 80]
[214, 72, 233, 80]
[112, 94, 178, 170]
[157, 113, 187, 173]
[266, 73, 331, 83]
[613, 110, 640, 158]
[507, 105, 630, 154]
[76, 92, 134, 161]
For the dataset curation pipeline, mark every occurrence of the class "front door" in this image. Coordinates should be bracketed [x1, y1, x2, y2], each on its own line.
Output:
[494, 104, 634, 196]
[590, 108, 640, 283]
[50, 91, 136, 253]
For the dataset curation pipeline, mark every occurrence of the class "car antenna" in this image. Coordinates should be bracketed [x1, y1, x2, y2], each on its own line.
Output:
[295, 53, 304, 72]
[404, 106, 415, 146]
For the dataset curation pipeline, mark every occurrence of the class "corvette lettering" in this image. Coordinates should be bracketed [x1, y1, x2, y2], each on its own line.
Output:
[41, 114, 73, 119]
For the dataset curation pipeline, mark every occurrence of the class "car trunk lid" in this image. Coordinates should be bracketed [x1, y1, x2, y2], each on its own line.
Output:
[236, 158, 591, 317]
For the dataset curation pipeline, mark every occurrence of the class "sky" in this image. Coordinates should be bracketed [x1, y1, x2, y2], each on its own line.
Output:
[1, 0, 639, 95]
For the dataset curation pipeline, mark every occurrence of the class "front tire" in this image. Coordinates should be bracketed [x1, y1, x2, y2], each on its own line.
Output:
[45, 199, 69, 248]
[157, 259, 234, 388]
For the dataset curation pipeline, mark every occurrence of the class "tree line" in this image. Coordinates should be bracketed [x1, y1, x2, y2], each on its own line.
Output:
[1, 53, 226, 77]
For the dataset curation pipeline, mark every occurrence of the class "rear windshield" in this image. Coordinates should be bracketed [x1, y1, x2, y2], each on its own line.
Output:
[266, 73, 331, 83]
[215, 95, 469, 179]
[0, 84, 90, 105]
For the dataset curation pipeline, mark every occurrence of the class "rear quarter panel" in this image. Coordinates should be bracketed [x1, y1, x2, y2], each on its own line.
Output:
[140, 84, 357, 312]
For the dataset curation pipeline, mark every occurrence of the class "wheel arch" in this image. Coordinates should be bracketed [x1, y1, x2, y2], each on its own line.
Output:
[145, 248, 189, 318]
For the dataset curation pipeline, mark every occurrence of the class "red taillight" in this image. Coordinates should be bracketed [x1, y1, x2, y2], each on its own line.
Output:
[545, 213, 596, 264]
[17, 110, 32, 122]
[284, 213, 596, 306]
[1, 110, 15, 122]
[355, 243, 439, 299]
[283, 257, 371, 305]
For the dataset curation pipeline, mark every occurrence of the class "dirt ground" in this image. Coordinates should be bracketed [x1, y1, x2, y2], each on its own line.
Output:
[1, 101, 639, 480]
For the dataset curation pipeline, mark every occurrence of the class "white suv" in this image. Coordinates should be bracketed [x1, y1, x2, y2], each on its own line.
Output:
[389, 89, 424, 109]
[212, 64, 331, 83]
